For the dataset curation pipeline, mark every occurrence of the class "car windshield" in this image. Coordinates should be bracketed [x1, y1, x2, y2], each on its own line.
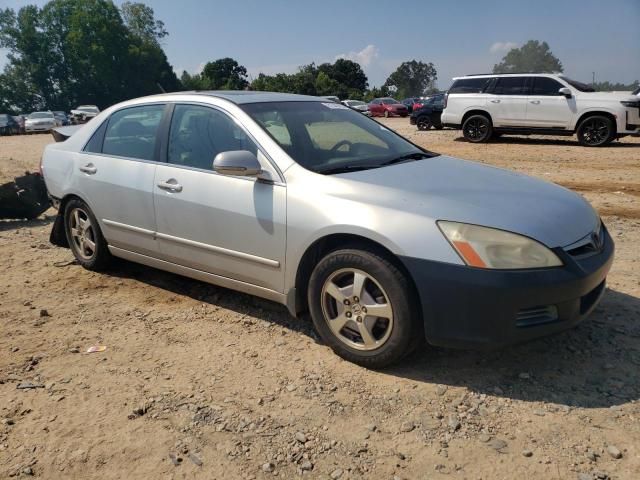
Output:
[559, 76, 595, 92]
[0, 114, 9, 121]
[29, 112, 53, 119]
[633, 86, 640, 95]
[346, 101, 365, 106]
[241, 101, 435, 174]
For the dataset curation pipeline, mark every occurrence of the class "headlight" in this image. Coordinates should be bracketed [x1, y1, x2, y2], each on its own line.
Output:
[438, 221, 562, 269]
[621, 100, 640, 108]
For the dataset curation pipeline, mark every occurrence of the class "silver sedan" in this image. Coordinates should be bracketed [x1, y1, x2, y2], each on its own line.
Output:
[42, 92, 613, 367]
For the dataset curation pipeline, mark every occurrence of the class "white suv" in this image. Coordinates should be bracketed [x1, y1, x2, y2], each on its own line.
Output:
[441, 73, 640, 146]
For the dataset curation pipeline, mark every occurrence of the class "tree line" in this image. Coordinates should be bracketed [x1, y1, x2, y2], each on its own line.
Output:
[1, 1, 637, 114]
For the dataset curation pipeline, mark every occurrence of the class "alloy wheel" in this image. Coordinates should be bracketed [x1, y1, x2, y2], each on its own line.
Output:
[464, 118, 488, 140]
[69, 207, 97, 261]
[321, 268, 394, 351]
[581, 118, 610, 146]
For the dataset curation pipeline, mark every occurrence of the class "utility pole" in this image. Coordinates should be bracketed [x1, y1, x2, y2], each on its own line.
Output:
[592, 72, 595, 87]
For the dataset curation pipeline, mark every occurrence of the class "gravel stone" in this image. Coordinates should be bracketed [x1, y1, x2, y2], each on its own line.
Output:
[607, 444, 622, 459]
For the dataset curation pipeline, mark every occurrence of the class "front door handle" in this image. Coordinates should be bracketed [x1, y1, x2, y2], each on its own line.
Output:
[529, 100, 541, 104]
[157, 179, 183, 193]
[490, 99, 501, 103]
[79, 163, 97, 175]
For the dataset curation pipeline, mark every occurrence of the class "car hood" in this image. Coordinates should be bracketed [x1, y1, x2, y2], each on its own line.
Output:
[332, 156, 599, 248]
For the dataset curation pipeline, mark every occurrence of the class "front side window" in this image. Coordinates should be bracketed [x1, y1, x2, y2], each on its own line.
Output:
[493, 77, 528, 95]
[102, 105, 164, 161]
[531, 77, 564, 96]
[242, 101, 435, 174]
[167, 104, 258, 171]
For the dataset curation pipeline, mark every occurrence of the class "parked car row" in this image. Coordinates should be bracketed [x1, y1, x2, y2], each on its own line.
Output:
[0, 105, 101, 136]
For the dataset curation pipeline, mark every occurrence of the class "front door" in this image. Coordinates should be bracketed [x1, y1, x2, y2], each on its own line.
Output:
[526, 76, 574, 128]
[153, 104, 286, 292]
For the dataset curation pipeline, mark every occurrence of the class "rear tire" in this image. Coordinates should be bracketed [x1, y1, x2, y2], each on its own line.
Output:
[308, 247, 422, 368]
[577, 115, 615, 147]
[462, 114, 493, 143]
[64, 198, 112, 271]
[416, 116, 432, 131]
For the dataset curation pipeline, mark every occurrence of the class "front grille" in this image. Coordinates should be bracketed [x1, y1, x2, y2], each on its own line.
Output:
[580, 281, 605, 314]
[564, 224, 605, 259]
[516, 305, 559, 328]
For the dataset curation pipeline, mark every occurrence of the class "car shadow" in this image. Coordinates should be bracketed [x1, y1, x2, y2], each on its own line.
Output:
[0, 213, 55, 232]
[389, 288, 640, 408]
[453, 135, 640, 147]
[103, 260, 639, 409]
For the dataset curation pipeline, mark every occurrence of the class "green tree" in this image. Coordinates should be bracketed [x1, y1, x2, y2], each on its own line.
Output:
[0, 0, 179, 111]
[318, 59, 368, 94]
[200, 57, 249, 90]
[383, 60, 437, 99]
[493, 40, 563, 74]
[120, 1, 167, 45]
[592, 80, 639, 91]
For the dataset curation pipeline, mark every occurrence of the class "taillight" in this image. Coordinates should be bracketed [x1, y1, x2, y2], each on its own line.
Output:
[443, 93, 448, 109]
[39, 154, 44, 176]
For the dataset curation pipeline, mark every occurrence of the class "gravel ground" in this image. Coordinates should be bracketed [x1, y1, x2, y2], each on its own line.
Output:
[1, 125, 639, 479]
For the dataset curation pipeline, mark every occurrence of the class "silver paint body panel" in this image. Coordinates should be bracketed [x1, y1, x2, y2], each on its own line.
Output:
[42, 92, 600, 309]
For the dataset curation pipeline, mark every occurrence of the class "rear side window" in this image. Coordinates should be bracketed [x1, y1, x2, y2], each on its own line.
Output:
[102, 105, 164, 161]
[449, 77, 494, 94]
[531, 77, 564, 96]
[493, 77, 528, 95]
[83, 119, 108, 153]
[167, 104, 258, 171]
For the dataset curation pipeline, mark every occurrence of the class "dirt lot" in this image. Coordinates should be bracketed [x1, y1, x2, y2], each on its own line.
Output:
[1, 125, 639, 480]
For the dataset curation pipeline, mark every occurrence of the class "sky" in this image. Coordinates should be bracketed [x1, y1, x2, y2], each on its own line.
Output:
[1, 0, 639, 89]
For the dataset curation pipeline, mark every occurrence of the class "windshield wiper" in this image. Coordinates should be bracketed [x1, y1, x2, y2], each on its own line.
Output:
[316, 164, 383, 175]
[380, 151, 432, 166]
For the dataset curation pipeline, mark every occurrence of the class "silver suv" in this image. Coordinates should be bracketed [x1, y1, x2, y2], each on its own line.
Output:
[441, 73, 640, 146]
[42, 92, 614, 367]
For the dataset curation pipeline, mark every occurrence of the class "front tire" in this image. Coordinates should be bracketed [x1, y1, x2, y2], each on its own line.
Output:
[64, 198, 112, 271]
[308, 247, 422, 368]
[384, 110, 390, 118]
[577, 115, 614, 147]
[462, 114, 492, 143]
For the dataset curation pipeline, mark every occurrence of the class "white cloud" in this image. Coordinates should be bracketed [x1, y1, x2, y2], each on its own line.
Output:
[335, 44, 379, 67]
[489, 41, 519, 54]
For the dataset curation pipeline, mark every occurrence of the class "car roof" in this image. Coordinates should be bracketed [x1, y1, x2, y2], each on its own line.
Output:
[181, 91, 325, 104]
[452, 73, 561, 80]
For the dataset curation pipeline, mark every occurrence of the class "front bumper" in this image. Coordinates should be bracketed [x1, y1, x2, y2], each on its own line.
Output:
[400, 227, 614, 349]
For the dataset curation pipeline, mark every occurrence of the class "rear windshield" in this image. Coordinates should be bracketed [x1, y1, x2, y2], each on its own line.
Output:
[241, 101, 433, 174]
[449, 77, 495, 94]
[559, 76, 595, 92]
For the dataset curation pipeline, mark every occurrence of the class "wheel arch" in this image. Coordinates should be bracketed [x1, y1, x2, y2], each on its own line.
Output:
[291, 233, 422, 320]
[574, 110, 617, 134]
[461, 109, 493, 126]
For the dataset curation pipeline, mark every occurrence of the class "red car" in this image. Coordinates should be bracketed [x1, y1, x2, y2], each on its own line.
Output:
[368, 98, 409, 117]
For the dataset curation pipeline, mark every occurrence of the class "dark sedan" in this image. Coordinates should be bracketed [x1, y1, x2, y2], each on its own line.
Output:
[0, 114, 21, 135]
[409, 93, 446, 130]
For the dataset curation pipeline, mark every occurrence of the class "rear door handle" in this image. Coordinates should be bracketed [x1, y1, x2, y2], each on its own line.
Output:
[79, 163, 97, 175]
[490, 99, 501, 103]
[157, 179, 183, 193]
[529, 100, 541, 104]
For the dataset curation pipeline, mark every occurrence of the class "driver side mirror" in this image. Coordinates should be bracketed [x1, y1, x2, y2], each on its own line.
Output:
[559, 87, 572, 99]
[213, 150, 262, 177]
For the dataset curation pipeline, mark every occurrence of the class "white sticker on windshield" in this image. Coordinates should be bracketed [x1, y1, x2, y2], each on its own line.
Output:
[322, 102, 349, 110]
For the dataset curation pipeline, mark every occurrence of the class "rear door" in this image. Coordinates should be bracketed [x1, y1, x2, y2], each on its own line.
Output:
[153, 103, 286, 292]
[525, 76, 574, 128]
[485, 76, 529, 126]
[77, 103, 166, 257]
